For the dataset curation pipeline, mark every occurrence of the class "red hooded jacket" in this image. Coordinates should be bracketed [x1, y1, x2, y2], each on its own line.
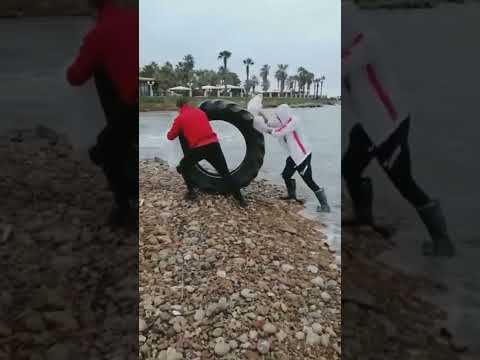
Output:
[67, 1, 138, 105]
[167, 105, 219, 148]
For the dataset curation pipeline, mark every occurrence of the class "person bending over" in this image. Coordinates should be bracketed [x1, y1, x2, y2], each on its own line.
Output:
[259, 104, 331, 212]
[167, 97, 247, 208]
[67, 0, 138, 229]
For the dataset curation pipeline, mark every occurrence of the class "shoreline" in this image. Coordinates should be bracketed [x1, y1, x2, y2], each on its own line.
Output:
[140, 159, 341, 359]
[342, 202, 466, 359]
[140, 96, 339, 112]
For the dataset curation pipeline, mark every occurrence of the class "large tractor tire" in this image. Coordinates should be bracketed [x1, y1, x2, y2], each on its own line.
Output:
[179, 99, 265, 193]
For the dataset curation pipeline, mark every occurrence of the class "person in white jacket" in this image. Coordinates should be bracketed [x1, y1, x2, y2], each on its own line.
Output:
[259, 104, 331, 212]
[341, 0, 454, 257]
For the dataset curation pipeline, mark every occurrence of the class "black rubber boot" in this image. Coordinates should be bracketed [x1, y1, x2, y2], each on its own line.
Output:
[281, 178, 305, 204]
[315, 188, 331, 213]
[237, 195, 248, 208]
[281, 178, 297, 200]
[178, 166, 198, 202]
[344, 177, 393, 237]
[417, 200, 455, 257]
[233, 190, 248, 208]
[348, 177, 374, 225]
[184, 190, 198, 201]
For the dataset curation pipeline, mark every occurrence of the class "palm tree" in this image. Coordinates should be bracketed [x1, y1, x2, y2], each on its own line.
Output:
[274, 71, 280, 91]
[306, 72, 315, 97]
[250, 75, 259, 93]
[319, 75, 326, 98]
[180, 54, 195, 84]
[286, 76, 294, 96]
[313, 78, 319, 98]
[260, 64, 270, 92]
[275, 64, 288, 96]
[218, 50, 232, 92]
[291, 75, 299, 95]
[297, 67, 308, 96]
[243, 58, 254, 94]
[218, 50, 232, 72]
[183, 54, 194, 70]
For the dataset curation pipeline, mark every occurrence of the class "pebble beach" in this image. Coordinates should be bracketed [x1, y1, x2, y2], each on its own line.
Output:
[139, 159, 341, 359]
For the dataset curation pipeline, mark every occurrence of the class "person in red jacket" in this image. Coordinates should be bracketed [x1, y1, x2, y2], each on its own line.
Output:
[167, 98, 247, 207]
[67, 0, 139, 229]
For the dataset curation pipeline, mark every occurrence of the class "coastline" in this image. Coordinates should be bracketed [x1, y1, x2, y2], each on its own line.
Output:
[140, 159, 341, 359]
[140, 96, 338, 112]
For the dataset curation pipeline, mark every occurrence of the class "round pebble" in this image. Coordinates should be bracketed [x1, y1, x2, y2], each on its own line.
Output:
[214, 341, 230, 356]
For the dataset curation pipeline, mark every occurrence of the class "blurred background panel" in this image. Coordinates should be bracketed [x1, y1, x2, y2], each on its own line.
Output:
[0, 0, 137, 17]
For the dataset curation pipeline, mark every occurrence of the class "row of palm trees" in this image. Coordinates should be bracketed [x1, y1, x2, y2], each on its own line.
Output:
[218, 50, 326, 98]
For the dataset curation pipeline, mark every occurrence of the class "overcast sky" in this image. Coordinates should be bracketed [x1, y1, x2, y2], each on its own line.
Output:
[140, 0, 340, 96]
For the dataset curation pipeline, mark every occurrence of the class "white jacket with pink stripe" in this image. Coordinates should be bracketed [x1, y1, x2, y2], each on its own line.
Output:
[269, 104, 312, 166]
[342, 2, 410, 144]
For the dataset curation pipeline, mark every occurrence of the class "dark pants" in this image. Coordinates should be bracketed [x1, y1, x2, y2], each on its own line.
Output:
[89, 70, 138, 210]
[342, 117, 430, 208]
[177, 142, 243, 200]
[282, 154, 321, 193]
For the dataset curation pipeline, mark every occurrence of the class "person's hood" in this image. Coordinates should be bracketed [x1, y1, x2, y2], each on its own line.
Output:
[274, 104, 293, 125]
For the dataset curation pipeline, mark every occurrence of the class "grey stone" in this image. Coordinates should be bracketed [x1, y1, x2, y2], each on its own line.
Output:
[139, 318, 147, 332]
[262, 322, 277, 334]
[306, 331, 321, 346]
[276, 330, 287, 342]
[320, 291, 331, 302]
[214, 341, 230, 356]
[312, 323, 323, 334]
[212, 327, 223, 337]
[320, 334, 330, 347]
[295, 331, 305, 340]
[311, 277, 325, 288]
[193, 309, 205, 322]
[281, 264, 294, 272]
